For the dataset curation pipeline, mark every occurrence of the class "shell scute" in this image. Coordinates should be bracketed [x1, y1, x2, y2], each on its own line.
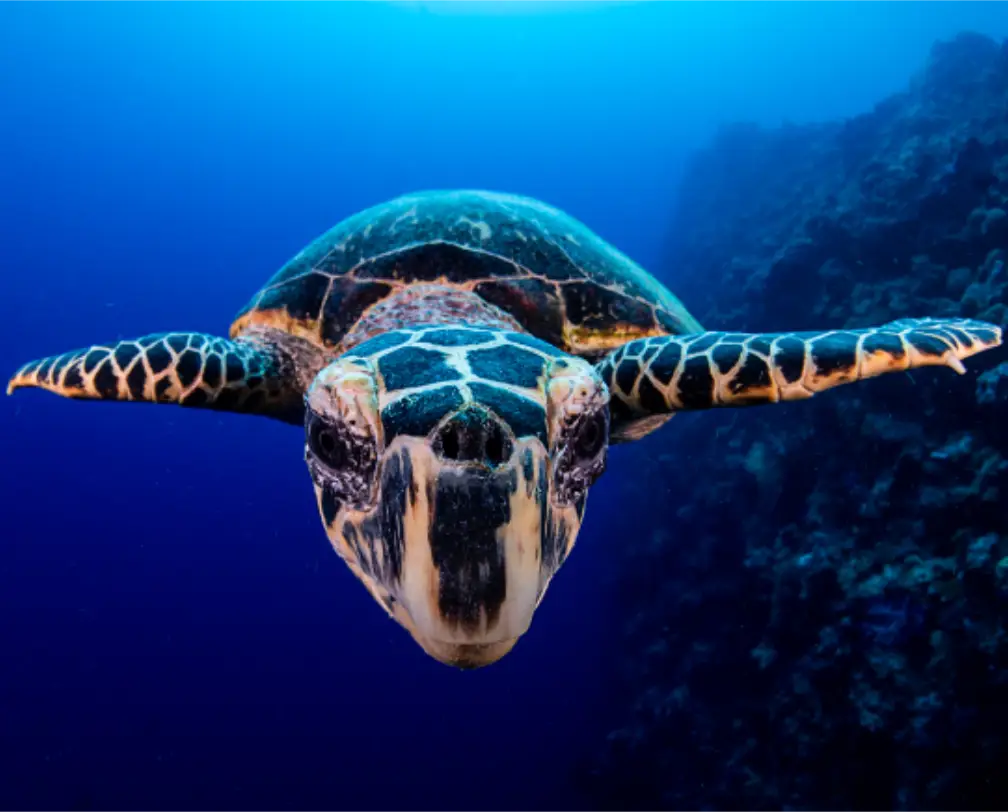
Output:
[561, 281, 656, 332]
[256, 272, 330, 323]
[320, 280, 394, 344]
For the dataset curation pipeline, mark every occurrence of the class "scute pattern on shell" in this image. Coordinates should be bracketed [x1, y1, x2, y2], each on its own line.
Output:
[229, 191, 703, 358]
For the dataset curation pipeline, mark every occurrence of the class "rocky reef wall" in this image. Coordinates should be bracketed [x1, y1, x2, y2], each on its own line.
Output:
[589, 32, 1008, 810]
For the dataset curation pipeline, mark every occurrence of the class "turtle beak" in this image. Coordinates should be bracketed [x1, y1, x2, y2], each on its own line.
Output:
[389, 435, 552, 668]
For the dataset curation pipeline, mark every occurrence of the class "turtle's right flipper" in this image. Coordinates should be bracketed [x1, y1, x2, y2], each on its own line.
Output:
[597, 317, 1002, 441]
[7, 332, 305, 424]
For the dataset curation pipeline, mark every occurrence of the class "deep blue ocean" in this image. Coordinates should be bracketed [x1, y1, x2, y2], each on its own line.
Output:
[3, 3, 1008, 810]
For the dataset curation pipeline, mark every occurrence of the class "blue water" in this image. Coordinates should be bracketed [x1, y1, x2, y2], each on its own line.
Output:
[2, 3, 1006, 809]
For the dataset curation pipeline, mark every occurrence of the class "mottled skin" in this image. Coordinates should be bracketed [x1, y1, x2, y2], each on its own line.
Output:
[7, 190, 1003, 668]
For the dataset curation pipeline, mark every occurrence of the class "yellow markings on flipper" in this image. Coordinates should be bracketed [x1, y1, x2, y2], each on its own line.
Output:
[8, 348, 105, 399]
[10, 332, 305, 424]
[856, 342, 911, 378]
[603, 317, 1003, 429]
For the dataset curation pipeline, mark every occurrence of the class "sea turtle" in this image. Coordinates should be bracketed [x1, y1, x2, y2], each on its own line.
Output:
[8, 190, 1001, 668]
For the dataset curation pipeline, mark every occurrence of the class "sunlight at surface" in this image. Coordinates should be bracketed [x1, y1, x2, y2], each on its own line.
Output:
[370, 0, 653, 13]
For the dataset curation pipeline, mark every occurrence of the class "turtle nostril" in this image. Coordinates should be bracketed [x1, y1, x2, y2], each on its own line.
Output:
[484, 422, 511, 466]
[436, 409, 513, 467]
[441, 428, 460, 461]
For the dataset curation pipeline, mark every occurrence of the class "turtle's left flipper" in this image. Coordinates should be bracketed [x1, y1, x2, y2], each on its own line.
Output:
[596, 317, 1003, 442]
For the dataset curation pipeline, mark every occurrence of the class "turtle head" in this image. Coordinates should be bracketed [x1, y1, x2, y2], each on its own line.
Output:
[302, 329, 609, 668]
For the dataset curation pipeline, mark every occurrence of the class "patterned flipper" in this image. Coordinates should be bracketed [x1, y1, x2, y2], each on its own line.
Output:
[7, 332, 304, 424]
[596, 317, 1003, 442]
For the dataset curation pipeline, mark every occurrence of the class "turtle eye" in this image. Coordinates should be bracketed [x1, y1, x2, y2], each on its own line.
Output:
[304, 408, 380, 510]
[552, 408, 608, 505]
[308, 416, 350, 470]
[573, 412, 607, 460]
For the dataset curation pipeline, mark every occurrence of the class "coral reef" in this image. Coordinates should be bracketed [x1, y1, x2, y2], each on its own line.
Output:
[589, 32, 1008, 810]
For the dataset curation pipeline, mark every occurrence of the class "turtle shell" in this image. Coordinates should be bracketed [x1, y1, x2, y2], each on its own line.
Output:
[230, 190, 703, 358]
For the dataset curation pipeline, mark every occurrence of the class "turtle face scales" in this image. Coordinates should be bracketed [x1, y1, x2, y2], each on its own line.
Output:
[303, 328, 609, 668]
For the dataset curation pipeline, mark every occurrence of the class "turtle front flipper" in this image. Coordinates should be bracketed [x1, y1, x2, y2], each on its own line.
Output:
[7, 331, 305, 424]
[597, 317, 1003, 442]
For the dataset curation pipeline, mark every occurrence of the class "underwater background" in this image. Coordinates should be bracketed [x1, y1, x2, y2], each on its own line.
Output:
[2, 2, 1008, 809]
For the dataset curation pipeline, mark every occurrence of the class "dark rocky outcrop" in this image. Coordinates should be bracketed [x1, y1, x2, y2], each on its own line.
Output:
[588, 32, 1008, 811]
